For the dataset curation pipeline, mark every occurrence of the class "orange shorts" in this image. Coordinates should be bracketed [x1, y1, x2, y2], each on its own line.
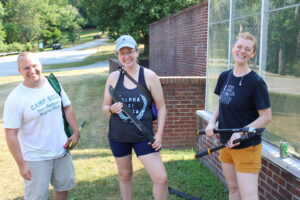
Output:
[218, 143, 262, 174]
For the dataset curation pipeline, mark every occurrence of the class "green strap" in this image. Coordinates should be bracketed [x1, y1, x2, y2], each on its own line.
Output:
[46, 73, 62, 95]
[46, 73, 73, 137]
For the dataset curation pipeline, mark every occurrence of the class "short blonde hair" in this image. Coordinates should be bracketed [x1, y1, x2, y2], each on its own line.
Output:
[235, 32, 257, 52]
[17, 52, 41, 68]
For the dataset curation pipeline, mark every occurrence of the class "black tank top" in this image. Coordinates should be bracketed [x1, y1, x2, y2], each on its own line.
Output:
[108, 67, 153, 142]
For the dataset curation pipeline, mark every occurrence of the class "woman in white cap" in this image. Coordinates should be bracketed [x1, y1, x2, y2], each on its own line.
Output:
[103, 35, 168, 200]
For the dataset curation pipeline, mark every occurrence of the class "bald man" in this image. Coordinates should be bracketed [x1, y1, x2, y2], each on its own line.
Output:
[4, 52, 80, 200]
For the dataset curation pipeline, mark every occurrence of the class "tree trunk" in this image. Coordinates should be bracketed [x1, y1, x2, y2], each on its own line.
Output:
[278, 45, 285, 75]
[142, 34, 149, 56]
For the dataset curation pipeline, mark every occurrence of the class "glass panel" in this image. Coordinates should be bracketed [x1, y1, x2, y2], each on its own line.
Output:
[206, 22, 229, 111]
[209, 0, 230, 23]
[234, 0, 261, 18]
[263, 6, 300, 157]
[269, 0, 300, 10]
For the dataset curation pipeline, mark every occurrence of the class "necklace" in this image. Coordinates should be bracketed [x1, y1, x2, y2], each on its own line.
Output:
[223, 69, 249, 91]
[238, 69, 251, 86]
[239, 76, 244, 86]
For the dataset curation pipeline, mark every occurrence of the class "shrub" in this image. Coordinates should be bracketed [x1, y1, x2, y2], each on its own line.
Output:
[0, 43, 8, 53]
[7, 43, 24, 52]
[25, 43, 33, 51]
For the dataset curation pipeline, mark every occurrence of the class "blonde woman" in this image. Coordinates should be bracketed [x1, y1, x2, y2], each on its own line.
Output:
[205, 32, 272, 200]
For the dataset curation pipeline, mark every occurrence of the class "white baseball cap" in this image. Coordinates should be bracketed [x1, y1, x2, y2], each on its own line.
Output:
[116, 35, 137, 51]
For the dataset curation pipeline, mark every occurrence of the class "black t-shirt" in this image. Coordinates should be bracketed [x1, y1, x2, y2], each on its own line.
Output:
[214, 69, 271, 149]
[108, 67, 153, 143]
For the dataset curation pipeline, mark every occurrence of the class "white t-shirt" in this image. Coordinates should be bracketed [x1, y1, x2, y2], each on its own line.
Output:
[3, 79, 71, 161]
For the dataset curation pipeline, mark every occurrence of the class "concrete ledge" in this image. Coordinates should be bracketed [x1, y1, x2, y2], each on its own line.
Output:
[196, 110, 300, 179]
[0, 52, 19, 57]
[263, 142, 300, 179]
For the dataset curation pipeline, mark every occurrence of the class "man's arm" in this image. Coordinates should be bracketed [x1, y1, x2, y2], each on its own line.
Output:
[5, 128, 32, 180]
[64, 105, 80, 147]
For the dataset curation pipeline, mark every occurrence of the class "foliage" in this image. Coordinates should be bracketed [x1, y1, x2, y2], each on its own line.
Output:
[0, 2, 6, 43]
[58, 28, 101, 48]
[0, 27, 99, 53]
[0, 42, 35, 53]
[266, 5, 300, 77]
[3, 23, 20, 44]
[41, 27, 62, 46]
[80, 0, 201, 54]
[67, 23, 80, 45]
[3, 0, 44, 43]
[1, 0, 85, 46]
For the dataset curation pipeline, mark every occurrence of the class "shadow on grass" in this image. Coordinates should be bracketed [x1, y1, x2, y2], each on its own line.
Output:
[72, 151, 112, 160]
[11, 158, 227, 200]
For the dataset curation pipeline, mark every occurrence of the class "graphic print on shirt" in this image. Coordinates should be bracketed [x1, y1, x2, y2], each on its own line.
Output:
[220, 85, 235, 104]
[30, 93, 61, 116]
[118, 94, 147, 121]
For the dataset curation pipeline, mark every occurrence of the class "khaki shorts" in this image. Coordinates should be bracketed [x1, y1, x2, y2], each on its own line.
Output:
[24, 153, 76, 200]
[218, 143, 262, 174]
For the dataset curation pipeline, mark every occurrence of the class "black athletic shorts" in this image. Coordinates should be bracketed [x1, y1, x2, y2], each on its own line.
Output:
[109, 138, 159, 157]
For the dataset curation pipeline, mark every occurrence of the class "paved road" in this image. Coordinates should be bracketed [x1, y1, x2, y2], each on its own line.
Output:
[0, 39, 109, 77]
[44, 61, 108, 73]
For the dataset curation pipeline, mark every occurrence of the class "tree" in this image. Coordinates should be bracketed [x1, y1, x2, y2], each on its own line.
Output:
[0, 2, 6, 43]
[57, 5, 85, 43]
[2, 0, 85, 45]
[67, 23, 80, 45]
[41, 29, 52, 46]
[267, 5, 300, 76]
[41, 27, 62, 47]
[51, 27, 62, 43]
[80, 0, 200, 54]
[2, 0, 48, 43]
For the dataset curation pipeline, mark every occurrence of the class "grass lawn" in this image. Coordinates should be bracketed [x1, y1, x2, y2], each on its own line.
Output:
[0, 68, 227, 200]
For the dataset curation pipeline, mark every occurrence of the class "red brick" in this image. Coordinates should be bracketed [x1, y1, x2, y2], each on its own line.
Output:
[261, 166, 272, 177]
[268, 162, 280, 175]
[273, 174, 286, 186]
[278, 186, 292, 200]
[287, 183, 300, 196]
[267, 177, 279, 190]
[150, 1, 208, 76]
[292, 178, 300, 189]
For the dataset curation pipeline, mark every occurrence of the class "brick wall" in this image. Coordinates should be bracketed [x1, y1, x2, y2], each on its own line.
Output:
[160, 77, 205, 149]
[197, 116, 300, 200]
[196, 118, 226, 184]
[149, 1, 208, 76]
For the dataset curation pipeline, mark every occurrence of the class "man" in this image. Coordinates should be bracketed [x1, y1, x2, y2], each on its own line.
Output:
[4, 52, 80, 200]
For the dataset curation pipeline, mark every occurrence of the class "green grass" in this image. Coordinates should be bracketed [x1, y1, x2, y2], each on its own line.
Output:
[60, 29, 103, 48]
[0, 68, 227, 200]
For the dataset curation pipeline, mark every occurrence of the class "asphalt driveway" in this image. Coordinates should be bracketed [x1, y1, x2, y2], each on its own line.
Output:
[0, 39, 109, 77]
